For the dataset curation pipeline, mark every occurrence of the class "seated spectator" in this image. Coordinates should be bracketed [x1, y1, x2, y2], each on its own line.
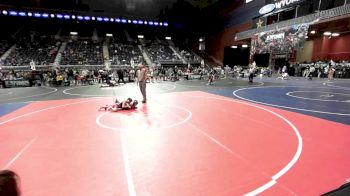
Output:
[4, 34, 59, 67]
[61, 40, 103, 65]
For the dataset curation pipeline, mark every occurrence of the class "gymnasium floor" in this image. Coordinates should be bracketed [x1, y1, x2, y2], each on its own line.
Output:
[0, 77, 349, 196]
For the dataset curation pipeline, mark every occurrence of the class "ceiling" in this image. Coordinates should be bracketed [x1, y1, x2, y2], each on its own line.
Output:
[81, 0, 220, 19]
[309, 16, 350, 37]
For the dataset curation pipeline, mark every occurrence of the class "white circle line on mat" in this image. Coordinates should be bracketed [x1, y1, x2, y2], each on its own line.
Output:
[5, 87, 57, 101]
[286, 91, 350, 102]
[176, 94, 302, 196]
[233, 86, 350, 116]
[95, 105, 192, 131]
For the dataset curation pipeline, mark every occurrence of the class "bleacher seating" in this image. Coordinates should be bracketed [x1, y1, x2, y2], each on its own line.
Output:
[146, 43, 181, 64]
[4, 35, 59, 66]
[61, 40, 103, 65]
[0, 40, 12, 57]
[109, 41, 145, 65]
[180, 50, 201, 63]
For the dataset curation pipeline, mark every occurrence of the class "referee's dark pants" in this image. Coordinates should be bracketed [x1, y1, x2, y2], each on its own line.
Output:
[139, 80, 147, 103]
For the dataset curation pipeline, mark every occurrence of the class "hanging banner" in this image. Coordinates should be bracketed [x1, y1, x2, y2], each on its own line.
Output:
[250, 23, 309, 56]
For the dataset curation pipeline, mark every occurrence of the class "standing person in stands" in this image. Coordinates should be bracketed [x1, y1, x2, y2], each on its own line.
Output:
[117, 69, 126, 84]
[138, 63, 148, 103]
[248, 61, 257, 83]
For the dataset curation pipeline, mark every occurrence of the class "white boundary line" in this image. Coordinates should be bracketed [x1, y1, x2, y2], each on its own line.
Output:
[63, 86, 112, 97]
[0, 98, 107, 126]
[178, 94, 302, 195]
[0, 91, 13, 97]
[95, 105, 192, 131]
[2, 137, 38, 169]
[175, 80, 264, 88]
[286, 91, 350, 102]
[326, 82, 350, 90]
[120, 133, 137, 196]
[4, 87, 57, 101]
[233, 86, 350, 116]
[0, 93, 300, 195]
[152, 83, 177, 92]
[63, 83, 177, 97]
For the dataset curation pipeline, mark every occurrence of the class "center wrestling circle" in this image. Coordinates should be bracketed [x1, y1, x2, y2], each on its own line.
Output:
[286, 91, 350, 102]
[96, 105, 192, 131]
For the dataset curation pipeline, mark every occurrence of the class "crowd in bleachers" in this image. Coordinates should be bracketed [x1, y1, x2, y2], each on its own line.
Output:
[288, 61, 350, 79]
[180, 50, 201, 63]
[0, 40, 12, 57]
[109, 41, 144, 65]
[3, 35, 59, 67]
[61, 40, 103, 65]
[146, 43, 181, 63]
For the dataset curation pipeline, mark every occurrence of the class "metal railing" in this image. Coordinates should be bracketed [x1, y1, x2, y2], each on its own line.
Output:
[235, 4, 350, 40]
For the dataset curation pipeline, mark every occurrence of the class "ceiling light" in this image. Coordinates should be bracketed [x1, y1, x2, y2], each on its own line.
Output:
[323, 32, 332, 36]
[310, 30, 316, 34]
[331, 33, 340, 37]
[242, 44, 248, 48]
[231, 46, 238, 48]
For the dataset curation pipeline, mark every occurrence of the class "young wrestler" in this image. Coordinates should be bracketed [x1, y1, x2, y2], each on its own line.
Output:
[100, 98, 138, 111]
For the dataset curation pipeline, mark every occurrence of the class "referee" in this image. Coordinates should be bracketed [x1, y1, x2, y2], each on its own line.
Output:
[138, 63, 148, 103]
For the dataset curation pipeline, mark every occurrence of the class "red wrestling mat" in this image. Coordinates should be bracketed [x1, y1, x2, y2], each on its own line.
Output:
[0, 92, 349, 196]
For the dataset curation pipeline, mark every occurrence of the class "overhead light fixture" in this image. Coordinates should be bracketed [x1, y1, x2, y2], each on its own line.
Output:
[310, 30, 316, 34]
[106, 33, 113, 37]
[231, 46, 238, 48]
[34, 13, 41, 17]
[0, 10, 169, 28]
[323, 32, 332, 36]
[165, 37, 171, 40]
[70, 32, 78, 35]
[331, 33, 340, 37]
[137, 35, 144, 39]
[242, 44, 248, 48]
[9, 11, 18, 16]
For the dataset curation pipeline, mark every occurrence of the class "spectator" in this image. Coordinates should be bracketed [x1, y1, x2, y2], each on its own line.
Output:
[0, 170, 20, 196]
